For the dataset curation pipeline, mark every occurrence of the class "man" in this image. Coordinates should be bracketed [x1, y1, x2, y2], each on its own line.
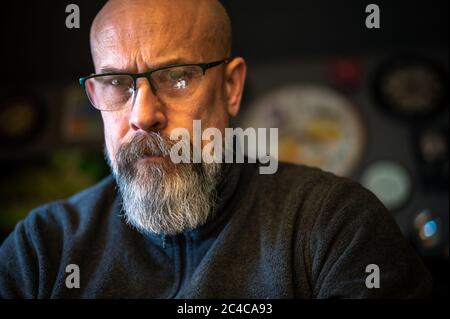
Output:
[0, 0, 431, 298]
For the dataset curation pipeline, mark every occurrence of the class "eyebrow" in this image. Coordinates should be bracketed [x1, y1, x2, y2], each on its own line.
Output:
[98, 58, 197, 74]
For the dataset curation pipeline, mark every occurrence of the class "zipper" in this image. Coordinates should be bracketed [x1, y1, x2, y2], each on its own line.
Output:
[161, 235, 167, 249]
[167, 234, 183, 298]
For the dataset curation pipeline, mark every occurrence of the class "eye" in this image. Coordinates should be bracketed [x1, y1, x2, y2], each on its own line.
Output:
[168, 70, 187, 81]
[109, 77, 131, 88]
[96, 75, 134, 97]
[156, 69, 191, 90]
[173, 78, 188, 89]
[98, 75, 131, 87]
[152, 66, 203, 92]
[165, 70, 191, 86]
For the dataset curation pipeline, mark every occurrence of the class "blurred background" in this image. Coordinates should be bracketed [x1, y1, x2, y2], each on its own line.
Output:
[0, 0, 448, 297]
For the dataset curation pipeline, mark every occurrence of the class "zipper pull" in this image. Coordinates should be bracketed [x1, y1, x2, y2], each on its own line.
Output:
[161, 235, 167, 249]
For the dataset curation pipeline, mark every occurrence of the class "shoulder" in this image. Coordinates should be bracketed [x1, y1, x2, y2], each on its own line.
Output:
[252, 161, 374, 213]
[21, 175, 117, 238]
[0, 176, 118, 298]
[280, 162, 388, 227]
[248, 161, 389, 240]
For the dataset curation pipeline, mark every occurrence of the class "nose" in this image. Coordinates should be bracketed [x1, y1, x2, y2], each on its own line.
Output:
[129, 78, 167, 132]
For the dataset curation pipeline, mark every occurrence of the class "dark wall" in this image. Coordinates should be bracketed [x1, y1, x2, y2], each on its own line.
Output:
[1, 0, 448, 83]
[0, 0, 448, 296]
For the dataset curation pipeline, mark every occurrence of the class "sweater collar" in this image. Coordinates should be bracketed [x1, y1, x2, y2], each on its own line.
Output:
[182, 161, 242, 241]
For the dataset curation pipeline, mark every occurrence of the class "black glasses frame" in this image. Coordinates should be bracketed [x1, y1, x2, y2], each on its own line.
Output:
[79, 58, 231, 91]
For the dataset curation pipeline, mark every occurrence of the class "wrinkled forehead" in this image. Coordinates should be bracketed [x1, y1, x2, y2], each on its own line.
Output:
[90, 2, 218, 72]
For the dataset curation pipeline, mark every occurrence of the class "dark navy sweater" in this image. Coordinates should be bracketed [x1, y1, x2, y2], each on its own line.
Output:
[0, 162, 432, 298]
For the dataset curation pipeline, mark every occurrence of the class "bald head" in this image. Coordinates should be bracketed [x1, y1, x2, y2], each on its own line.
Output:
[89, 0, 247, 177]
[90, 0, 232, 71]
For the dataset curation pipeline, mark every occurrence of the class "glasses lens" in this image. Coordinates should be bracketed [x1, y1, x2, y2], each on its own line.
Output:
[151, 65, 203, 96]
[85, 74, 135, 111]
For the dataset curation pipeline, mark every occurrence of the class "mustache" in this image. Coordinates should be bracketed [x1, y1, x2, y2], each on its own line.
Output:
[116, 132, 175, 166]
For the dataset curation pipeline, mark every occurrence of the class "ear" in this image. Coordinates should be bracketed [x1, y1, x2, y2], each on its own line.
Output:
[224, 57, 247, 118]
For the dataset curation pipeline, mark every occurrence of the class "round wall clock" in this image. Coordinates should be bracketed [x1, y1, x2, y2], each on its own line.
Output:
[373, 55, 448, 120]
[361, 160, 412, 212]
[238, 84, 366, 177]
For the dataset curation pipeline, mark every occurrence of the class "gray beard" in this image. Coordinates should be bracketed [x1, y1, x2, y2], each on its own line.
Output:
[106, 132, 220, 236]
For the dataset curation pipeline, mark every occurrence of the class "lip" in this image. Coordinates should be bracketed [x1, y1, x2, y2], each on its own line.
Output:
[137, 155, 165, 163]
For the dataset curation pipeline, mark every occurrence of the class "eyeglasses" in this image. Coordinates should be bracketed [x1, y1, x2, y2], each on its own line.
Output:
[79, 59, 230, 111]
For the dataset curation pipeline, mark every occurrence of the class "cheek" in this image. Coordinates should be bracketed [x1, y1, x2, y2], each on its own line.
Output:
[101, 111, 130, 158]
[201, 83, 229, 131]
[164, 90, 228, 145]
[175, 81, 227, 125]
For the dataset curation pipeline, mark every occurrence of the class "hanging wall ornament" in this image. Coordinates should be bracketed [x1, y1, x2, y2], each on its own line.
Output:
[373, 55, 448, 121]
[361, 160, 413, 212]
[239, 84, 366, 177]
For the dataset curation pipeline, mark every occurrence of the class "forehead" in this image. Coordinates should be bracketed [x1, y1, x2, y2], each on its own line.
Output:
[91, 3, 215, 72]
